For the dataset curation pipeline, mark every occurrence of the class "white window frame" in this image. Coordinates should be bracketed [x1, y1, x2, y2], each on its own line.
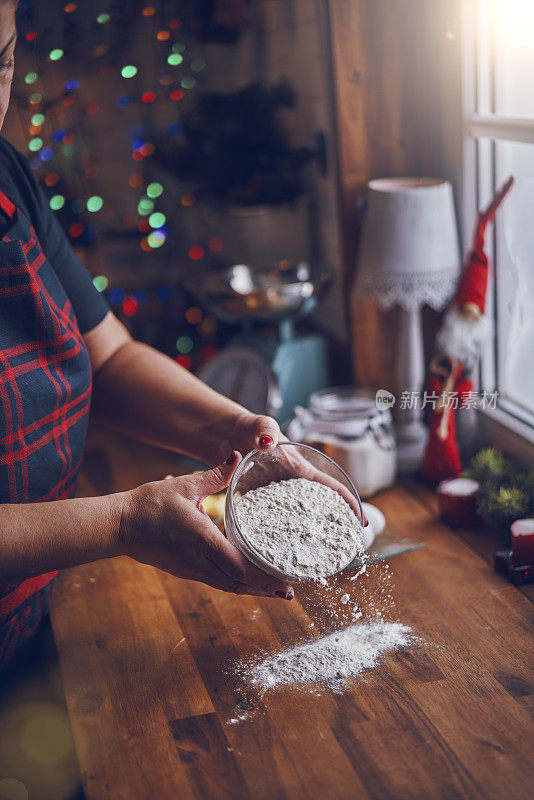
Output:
[461, 0, 534, 462]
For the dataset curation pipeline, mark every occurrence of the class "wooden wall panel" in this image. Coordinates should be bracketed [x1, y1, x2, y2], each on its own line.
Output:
[326, 0, 464, 390]
[252, 0, 347, 347]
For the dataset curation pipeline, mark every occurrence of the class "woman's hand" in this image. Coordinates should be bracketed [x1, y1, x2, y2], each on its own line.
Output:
[117, 451, 294, 600]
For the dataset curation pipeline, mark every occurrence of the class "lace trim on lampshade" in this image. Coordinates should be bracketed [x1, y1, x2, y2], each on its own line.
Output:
[355, 268, 459, 311]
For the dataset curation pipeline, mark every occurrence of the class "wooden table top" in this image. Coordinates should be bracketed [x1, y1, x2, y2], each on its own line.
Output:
[51, 434, 534, 800]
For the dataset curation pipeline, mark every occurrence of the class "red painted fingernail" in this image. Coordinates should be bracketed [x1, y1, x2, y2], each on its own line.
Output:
[225, 450, 238, 465]
[364, 517, 369, 527]
[259, 435, 274, 447]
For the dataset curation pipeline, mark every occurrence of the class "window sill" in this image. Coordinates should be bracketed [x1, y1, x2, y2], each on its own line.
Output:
[477, 405, 534, 467]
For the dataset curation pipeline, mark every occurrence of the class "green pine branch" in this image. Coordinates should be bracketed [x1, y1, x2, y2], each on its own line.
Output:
[463, 447, 514, 484]
[464, 449, 534, 532]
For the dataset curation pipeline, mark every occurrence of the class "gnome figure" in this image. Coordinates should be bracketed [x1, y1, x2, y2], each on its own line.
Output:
[422, 176, 514, 483]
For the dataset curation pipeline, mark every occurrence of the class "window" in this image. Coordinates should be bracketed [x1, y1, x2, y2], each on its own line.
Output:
[464, 0, 534, 439]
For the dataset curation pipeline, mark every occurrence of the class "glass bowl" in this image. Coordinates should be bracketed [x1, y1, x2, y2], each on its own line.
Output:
[224, 441, 364, 581]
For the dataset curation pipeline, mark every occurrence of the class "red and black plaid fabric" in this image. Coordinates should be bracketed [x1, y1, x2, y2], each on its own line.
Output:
[0, 187, 92, 662]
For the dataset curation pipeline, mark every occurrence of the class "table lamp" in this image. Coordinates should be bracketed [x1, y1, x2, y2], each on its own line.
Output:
[355, 177, 461, 472]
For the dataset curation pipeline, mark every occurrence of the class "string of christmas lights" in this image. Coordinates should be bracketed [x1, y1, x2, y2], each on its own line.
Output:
[11, 1, 225, 368]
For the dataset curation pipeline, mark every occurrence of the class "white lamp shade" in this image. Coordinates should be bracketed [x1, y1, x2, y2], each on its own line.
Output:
[355, 177, 461, 311]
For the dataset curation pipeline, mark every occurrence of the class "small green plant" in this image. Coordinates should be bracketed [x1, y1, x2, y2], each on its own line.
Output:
[463, 447, 513, 484]
[477, 485, 530, 531]
[515, 470, 534, 506]
[464, 448, 534, 533]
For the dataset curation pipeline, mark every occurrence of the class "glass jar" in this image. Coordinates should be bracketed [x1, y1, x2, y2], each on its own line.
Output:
[287, 387, 396, 498]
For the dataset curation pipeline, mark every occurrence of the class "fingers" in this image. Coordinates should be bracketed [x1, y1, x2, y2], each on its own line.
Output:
[189, 451, 242, 500]
[251, 415, 280, 450]
[201, 562, 291, 599]
[202, 525, 294, 600]
[158, 553, 284, 598]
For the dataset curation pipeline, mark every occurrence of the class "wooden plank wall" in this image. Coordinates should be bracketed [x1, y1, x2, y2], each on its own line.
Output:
[226, 0, 348, 349]
[326, 0, 464, 389]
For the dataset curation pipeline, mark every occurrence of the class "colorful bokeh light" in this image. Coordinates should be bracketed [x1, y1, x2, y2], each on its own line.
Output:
[129, 174, 143, 189]
[121, 65, 138, 79]
[146, 182, 163, 198]
[147, 231, 166, 248]
[188, 245, 204, 260]
[50, 194, 65, 210]
[123, 296, 138, 316]
[19, 8, 213, 329]
[44, 173, 59, 187]
[176, 354, 192, 369]
[93, 275, 109, 292]
[138, 197, 154, 216]
[148, 212, 166, 229]
[86, 195, 103, 212]
[185, 306, 203, 325]
[109, 288, 125, 304]
[176, 335, 193, 354]
[209, 237, 224, 252]
[69, 222, 84, 237]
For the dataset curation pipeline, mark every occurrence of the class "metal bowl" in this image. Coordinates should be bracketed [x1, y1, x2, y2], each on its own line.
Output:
[185, 262, 331, 323]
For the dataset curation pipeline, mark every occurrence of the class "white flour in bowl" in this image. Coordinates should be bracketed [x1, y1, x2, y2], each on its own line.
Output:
[234, 477, 364, 580]
[250, 621, 414, 691]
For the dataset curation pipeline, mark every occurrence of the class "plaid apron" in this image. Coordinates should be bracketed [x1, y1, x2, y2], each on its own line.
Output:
[0, 187, 92, 667]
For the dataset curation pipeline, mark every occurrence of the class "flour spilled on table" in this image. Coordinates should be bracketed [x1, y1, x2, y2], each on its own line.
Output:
[229, 563, 417, 703]
[246, 621, 414, 693]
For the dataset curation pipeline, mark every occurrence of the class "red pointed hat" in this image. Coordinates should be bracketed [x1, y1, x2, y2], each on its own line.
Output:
[455, 176, 514, 315]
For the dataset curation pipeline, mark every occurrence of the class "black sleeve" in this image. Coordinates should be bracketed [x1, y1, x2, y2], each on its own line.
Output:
[0, 139, 109, 334]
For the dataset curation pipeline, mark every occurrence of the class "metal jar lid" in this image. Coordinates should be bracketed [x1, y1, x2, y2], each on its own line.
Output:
[290, 387, 395, 450]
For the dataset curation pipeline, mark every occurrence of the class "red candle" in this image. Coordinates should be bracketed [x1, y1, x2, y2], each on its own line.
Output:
[437, 478, 481, 527]
[511, 519, 534, 567]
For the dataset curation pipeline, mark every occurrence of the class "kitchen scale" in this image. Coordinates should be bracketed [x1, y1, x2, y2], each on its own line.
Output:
[187, 263, 331, 424]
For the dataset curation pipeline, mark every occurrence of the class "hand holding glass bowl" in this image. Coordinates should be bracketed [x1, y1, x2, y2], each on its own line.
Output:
[225, 441, 365, 581]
